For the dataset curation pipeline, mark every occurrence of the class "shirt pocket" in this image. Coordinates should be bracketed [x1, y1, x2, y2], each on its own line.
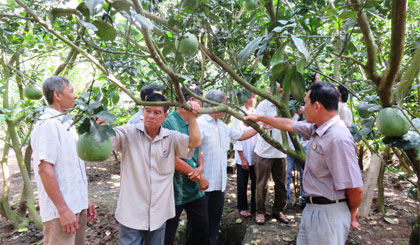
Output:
[156, 143, 174, 175]
[308, 145, 328, 177]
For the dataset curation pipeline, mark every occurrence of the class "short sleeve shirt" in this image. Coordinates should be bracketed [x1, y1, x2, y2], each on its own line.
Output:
[233, 106, 258, 165]
[292, 115, 363, 200]
[197, 114, 242, 192]
[254, 100, 286, 158]
[31, 108, 88, 222]
[112, 122, 189, 231]
[162, 110, 204, 205]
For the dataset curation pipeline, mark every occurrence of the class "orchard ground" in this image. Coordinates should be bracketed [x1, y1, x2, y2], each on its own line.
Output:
[0, 148, 417, 244]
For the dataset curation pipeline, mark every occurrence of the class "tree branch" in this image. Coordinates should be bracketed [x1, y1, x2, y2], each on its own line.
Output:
[378, 0, 407, 107]
[350, 0, 380, 84]
[15, 0, 142, 105]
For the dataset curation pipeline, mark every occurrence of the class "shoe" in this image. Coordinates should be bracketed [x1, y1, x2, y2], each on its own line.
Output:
[255, 213, 265, 225]
[273, 212, 289, 224]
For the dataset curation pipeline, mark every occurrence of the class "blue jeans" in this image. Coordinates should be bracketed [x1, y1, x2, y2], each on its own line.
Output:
[119, 223, 166, 245]
[287, 146, 308, 204]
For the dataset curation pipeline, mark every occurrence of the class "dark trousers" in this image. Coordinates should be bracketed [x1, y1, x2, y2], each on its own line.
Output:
[204, 191, 225, 245]
[254, 153, 287, 214]
[164, 196, 209, 245]
[236, 164, 256, 212]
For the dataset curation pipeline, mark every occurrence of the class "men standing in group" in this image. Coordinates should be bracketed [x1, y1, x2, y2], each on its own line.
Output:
[197, 89, 257, 245]
[253, 85, 289, 225]
[31, 76, 96, 245]
[244, 82, 364, 245]
[162, 84, 210, 245]
[109, 93, 201, 245]
[232, 93, 258, 217]
[338, 85, 353, 127]
[128, 84, 162, 124]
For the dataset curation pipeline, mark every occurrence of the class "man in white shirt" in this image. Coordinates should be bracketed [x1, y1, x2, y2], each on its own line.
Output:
[338, 85, 353, 127]
[31, 76, 96, 245]
[254, 86, 289, 225]
[197, 89, 257, 245]
[232, 93, 258, 217]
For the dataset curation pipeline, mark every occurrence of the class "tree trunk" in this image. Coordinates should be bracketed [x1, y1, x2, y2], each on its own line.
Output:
[359, 153, 382, 217]
[376, 147, 390, 213]
[358, 144, 364, 171]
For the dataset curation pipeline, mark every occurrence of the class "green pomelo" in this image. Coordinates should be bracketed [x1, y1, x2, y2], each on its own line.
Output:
[184, 0, 198, 10]
[77, 133, 112, 162]
[376, 108, 410, 137]
[245, 0, 258, 10]
[24, 86, 43, 100]
[175, 32, 198, 56]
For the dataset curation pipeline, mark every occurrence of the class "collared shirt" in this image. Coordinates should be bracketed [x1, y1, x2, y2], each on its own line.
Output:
[254, 100, 286, 158]
[197, 114, 242, 192]
[233, 106, 257, 165]
[162, 110, 204, 205]
[338, 102, 353, 127]
[127, 109, 143, 124]
[292, 115, 363, 200]
[31, 107, 88, 222]
[112, 122, 189, 231]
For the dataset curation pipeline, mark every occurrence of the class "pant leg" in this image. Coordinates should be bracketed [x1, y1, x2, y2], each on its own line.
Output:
[143, 223, 166, 245]
[164, 204, 185, 245]
[286, 156, 295, 203]
[249, 165, 257, 213]
[236, 164, 249, 211]
[75, 209, 87, 245]
[119, 223, 143, 245]
[43, 210, 86, 245]
[297, 202, 350, 245]
[184, 196, 209, 245]
[271, 158, 287, 214]
[205, 191, 225, 245]
[254, 153, 273, 214]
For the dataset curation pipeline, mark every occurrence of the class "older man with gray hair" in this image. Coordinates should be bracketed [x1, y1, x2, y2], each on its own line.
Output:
[197, 89, 257, 245]
[31, 76, 96, 245]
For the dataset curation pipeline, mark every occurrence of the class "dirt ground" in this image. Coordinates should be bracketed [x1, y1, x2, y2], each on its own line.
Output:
[0, 151, 418, 244]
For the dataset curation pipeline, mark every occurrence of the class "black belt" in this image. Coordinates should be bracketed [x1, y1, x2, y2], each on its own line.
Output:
[304, 196, 347, 205]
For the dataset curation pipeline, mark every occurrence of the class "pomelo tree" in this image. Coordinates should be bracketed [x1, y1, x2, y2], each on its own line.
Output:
[0, 0, 419, 242]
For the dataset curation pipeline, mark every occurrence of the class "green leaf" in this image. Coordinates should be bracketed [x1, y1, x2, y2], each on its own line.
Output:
[290, 70, 306, 102]
[291, 35, 309, 60]
[79, 19, 98, 31]
[78, 118, 91, 135]
[384, 217, 398, 224]
[339, 11, 357, 19]
[96, 111, 116, 125]
[270, 48, 285, 66]
[296, 58, 305, 74]
[92, 20, 117, 41]
[363, 0, 380, 9]
[238, 36, 264, 65]
[283, 65, 296, 94]
[76, 3, 90, 19]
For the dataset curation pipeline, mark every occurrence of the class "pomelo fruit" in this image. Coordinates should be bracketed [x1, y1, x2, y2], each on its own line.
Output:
[175, 32, 198, 56]
[245, 0, 258, 10]
[24, 86, 43, 100]
[77, 133, 112, 162]
[376, 108, 410, 137]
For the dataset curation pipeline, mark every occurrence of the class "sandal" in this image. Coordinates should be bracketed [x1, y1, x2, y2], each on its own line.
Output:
[273, 211, 289, 224]
[239, 210, 251, 217]
[255, 213, 265, 225]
